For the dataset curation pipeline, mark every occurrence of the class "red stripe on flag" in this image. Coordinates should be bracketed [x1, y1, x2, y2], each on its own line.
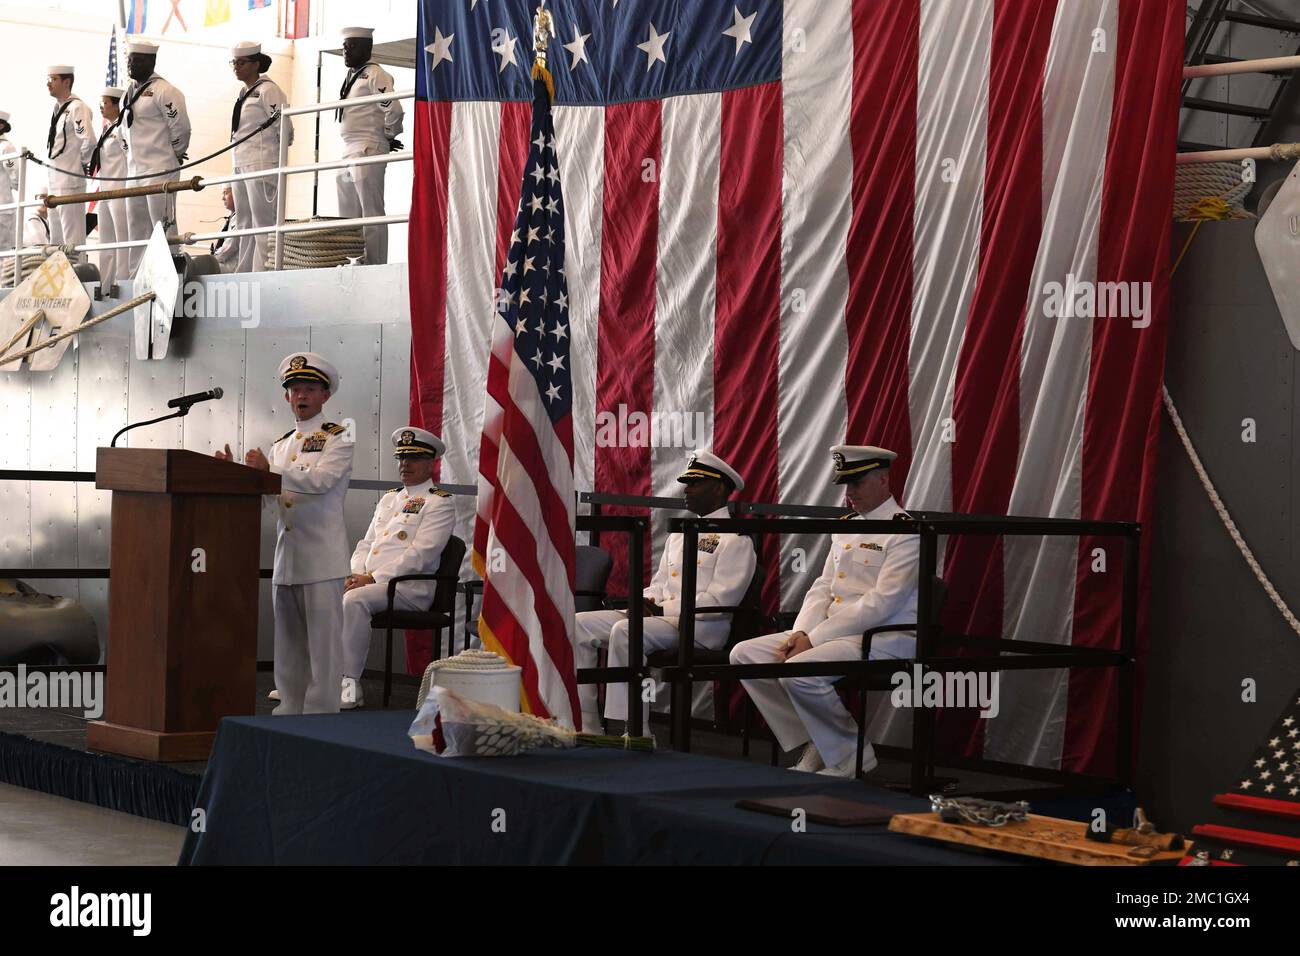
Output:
[1065, 0, 1180, 776]
[940, 0, 1056, 758]
[408, 100, 453, 475]
[495, 102, 531, 278]
[595, 101, 661, 597]
[715, 81, 782, 610]
[844, 0, 917, 490]
[1214, 792, 1300, 819]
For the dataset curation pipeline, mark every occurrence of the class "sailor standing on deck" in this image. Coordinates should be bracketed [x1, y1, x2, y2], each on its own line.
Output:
[228, 41, 293, 273]
[334, 26, 403, 265]
[339, 427, 455, 710]
[731, 445, 920, 778]
[91, 86, 128, 293]
[216, 353, 353, 715]
[44, 65, 95, 262]
[121, 39, 190, 273]
[573, 451, 756, 734]
[0, 111, 18, 249]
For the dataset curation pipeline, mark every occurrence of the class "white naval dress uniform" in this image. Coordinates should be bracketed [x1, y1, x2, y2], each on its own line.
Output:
[266, 413, 354, 714]
[45, 97, 95, 260]
[731, 497, 920, 768]
[0, 135, 17, 251]
[574, 508, 756, 731]
[230, 77, 293, 273]
[341, 480, 455, 679]
[335, 62, 402, 265]
[93, 119, 128, 290]
[211, 213, 238, 273]
[122, 74, 190, 272]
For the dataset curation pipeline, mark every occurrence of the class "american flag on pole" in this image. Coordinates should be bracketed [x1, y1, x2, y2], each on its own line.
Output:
[469, 55, 580, 727]
[409, 1, 1182, 770]
[106, 26, 119, 88]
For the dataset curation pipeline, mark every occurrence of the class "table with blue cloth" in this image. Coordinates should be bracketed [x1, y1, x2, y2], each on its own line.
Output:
[178, 711, 1021, 865]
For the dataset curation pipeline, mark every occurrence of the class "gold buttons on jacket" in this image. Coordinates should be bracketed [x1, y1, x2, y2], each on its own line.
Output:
[837, 572, 845, 579]
[291, 454, 298, 461]
[295, 432, 302, 439]
[671, 571, 678, 577]
[834, 596, 843, 603]
[843, 543, 851, 550]
[372, 547, 379, 554]
[397, 530, 408, 540]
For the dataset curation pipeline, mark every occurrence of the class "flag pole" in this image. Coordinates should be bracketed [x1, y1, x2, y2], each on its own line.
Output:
[532, 3, 555, 100]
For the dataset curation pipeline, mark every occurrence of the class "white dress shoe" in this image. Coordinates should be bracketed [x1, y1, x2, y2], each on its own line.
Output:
[267, 688, 280, 702]
[817, 747, 878, 778]
[791, 743, 825, 773]
[340, 677, 364, 711]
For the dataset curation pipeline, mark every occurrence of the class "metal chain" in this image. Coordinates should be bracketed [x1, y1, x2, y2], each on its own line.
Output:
[930, 795, 1030, 827]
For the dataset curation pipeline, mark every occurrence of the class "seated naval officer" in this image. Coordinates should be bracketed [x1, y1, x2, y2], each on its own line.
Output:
[730, 445, 919, 778]
[217, 353, 353, 715]
[339, 427, 455, 710]
[573, 451, 756, 734]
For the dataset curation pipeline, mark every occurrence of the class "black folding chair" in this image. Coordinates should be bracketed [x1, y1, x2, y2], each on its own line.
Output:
[368, 535, 466, 707]
[647, 534, 765, 747]
[838, 575, 948, 776]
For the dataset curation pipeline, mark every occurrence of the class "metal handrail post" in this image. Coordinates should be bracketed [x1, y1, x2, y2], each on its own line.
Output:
[1118, 529, 1140, 789]
[676, 519, 699, 751]
[274, 108, 289, 271]
[912, 528, 939, 794]
[626, 517, 645, 737]
[10, 154, 26, 286]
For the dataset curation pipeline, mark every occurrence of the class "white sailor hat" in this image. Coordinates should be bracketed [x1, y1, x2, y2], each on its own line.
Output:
[231, 41, 262, 58]
[678, 449, 744, 493]
[829, 444, 897, 484]
[47, 64, 75, 76]
[277, 352, 340, 393]
[125, 39, 159, 56]
[102, 86, 125, 99]
[392, 426, 445, 459]
[341, 26, 375, 40]
[0, 111, 10, 123]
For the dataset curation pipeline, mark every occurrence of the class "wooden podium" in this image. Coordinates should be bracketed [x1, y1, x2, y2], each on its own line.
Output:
[88, 448, 280, 761]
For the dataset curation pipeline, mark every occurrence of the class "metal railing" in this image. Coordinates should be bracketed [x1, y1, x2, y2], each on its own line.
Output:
[0, 88, 415, 285]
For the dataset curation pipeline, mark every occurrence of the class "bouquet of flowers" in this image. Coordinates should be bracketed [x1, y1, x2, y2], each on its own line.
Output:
[409, 685, 655, 757]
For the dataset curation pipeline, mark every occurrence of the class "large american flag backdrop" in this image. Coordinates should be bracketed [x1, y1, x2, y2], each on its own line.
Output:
[409, 0, 1182, 773]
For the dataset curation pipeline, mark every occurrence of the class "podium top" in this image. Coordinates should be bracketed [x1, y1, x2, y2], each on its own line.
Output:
[95, 448, 282, 496]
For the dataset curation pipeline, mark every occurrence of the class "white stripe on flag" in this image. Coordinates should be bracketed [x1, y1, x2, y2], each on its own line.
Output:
[652, 91, 721, 566]
[442, 100, 503, 557]
[777, 0, 853, 607]
[905, 0, 993, 516]
[553, 105, 605, 496]
[990, 0, 1118, 767]
[870, 0, 995, 751]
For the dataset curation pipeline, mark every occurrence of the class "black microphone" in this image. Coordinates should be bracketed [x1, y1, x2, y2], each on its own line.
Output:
[167, 387, 224, 409]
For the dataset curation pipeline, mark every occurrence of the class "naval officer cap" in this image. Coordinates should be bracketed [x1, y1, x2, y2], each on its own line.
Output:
[341, 26, 375, 40]
[830, 444, 897, 484]
[278, 352, 340, 393]
[678, 450, 744, 494]
[393, 426, 445, 459]
[125, 39, 159, 56]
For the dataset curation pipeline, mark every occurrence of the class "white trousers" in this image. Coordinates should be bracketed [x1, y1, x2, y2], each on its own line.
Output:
[574, 609, 729, 731]
[273, 579, 345, 715]
[125, 173, 177, 273]
[231, 162, 277, 273]
[96, 196, 126, 292]
[340, 581, 421, 680]
[46, 170, 86, 262]
[336, 144, 388, 264]
[730, 630, 914, 769]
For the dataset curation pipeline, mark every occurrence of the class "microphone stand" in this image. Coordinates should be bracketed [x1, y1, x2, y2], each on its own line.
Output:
[110, 405, 192, 448]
